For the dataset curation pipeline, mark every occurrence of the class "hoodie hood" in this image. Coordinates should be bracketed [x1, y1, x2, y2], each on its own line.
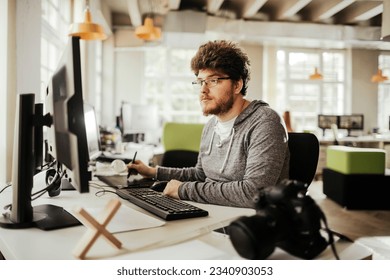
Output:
[234, 100, 269, 127]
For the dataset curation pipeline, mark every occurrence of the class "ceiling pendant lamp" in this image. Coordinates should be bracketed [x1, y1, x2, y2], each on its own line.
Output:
[371, 68, 388, 83]
[69, 0, 107, 40]
[309, 67, 323, 80]
[135, 17, 161, 41]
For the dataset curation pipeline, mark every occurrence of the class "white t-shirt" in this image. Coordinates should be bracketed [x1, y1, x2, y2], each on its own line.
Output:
[215, 117, 236, 143]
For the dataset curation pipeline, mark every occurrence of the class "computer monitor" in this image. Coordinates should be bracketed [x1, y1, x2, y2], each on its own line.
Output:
[121, 102, 159, 143]
[84, 103, 101, 161]
[318, 115, 338, 129]
[338, 114, 364, 136]
[318, 115, 339, 136]
[0, 36, 90, 230]
[45, 36, 90, 193]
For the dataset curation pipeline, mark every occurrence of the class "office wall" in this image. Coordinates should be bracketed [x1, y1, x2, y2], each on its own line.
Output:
[0, 0, 40, 183]
[114, 50, 144, 121]
[241, 43, 264, 102]
[0, 0, 17, 184]
[16, 0, 41, 97]
[351, 49, 380, 133]
[0, 0, 7, 184]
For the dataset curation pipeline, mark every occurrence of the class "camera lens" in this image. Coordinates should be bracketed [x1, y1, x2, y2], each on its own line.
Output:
[229, 215, 276, 259]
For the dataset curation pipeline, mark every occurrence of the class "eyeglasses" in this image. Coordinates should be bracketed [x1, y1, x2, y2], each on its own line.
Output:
[192, 77, 231, 89]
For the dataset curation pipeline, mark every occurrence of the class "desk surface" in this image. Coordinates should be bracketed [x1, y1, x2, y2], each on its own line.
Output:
[319, 135, 390, 143]
[0, 176, 254, 260]
[0, 178, 389, 260]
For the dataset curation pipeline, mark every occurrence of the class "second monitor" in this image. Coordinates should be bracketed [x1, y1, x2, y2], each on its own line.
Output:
[318, 114, 364, 137]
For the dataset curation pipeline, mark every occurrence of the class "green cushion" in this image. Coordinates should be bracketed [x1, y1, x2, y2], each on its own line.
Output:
[162, 122, 204, 152]
[326, 146, 386, 175]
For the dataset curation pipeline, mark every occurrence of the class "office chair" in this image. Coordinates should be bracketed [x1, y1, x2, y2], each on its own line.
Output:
[288, 132, 320, 186]
[161, 122, 204, 168]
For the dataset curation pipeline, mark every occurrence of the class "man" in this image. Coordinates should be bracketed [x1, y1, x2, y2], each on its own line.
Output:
[128, 40, 289, 208]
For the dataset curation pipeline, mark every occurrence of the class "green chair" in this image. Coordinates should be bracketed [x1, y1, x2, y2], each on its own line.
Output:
[161, 122, 204, 168]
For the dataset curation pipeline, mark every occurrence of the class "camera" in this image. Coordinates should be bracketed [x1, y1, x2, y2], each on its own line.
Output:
[229, 179, 331, 259]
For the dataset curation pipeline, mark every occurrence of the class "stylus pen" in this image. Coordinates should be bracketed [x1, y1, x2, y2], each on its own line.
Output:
[132, 151, 137, 164]
[127, 151, 137, 178]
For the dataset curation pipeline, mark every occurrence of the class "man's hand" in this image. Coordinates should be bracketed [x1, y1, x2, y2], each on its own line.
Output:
[127, 160, 156, 178]
[163, 179, 182, 199]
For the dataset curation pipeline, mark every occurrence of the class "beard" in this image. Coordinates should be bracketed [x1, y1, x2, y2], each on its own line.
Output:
[200, 88, 235, 117]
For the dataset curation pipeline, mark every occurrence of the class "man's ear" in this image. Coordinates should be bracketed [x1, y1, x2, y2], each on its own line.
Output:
[234, 79, 244, 95]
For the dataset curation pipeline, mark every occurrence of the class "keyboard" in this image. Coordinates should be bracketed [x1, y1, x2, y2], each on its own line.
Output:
[116, 187, 209, 221]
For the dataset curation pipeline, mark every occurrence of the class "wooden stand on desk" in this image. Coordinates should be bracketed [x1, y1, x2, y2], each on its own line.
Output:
[73, 199, 122, 259]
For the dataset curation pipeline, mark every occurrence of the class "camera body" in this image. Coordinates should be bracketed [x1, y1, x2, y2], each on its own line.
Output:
[229, 179, 329, 259]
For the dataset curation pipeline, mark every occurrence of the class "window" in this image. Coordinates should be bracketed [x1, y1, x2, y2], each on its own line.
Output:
[276, 49, 346, 132]
[143, 47, 209, 123]
[41, 0, 71, 102]
[378, 54, 390, 132]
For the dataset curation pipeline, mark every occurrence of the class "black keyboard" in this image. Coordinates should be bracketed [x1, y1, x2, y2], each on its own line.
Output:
[116, 188, 209, 221]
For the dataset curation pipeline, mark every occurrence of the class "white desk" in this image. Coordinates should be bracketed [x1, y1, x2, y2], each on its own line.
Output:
[317, 136, 390, 175]
[0, 177, 255, 260]
[0, 176, 378, 260]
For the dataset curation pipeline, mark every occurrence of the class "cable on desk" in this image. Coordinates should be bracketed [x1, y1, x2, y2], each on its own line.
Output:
[95, 189, 117, 197]
[0, 183, 12, 194]
[0, 157, 58, 194]
[89, 182, 117, 197]
[31, 168, 65, 200]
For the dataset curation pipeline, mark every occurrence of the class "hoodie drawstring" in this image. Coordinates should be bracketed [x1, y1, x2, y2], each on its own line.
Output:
[219, 128, 235, 173]
[205, 129, 215, 155]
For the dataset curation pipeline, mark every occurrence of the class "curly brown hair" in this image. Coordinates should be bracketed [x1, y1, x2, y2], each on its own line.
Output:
[190, 40, 251, 96]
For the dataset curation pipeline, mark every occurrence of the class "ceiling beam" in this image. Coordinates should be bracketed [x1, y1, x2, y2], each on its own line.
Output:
[340, 2, 383, 23]
[382, 0, 390, 41]
[275, 0, 312, 19]
[310, 0, 355, 21]
[207, 0, 224, 14]
[354, 3, 383, 21]
[240, 0, 268, 19]
[127, 0, 142, 26]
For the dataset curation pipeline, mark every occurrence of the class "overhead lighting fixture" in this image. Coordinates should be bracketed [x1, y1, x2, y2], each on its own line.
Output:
[135, 17, 161, 41]
[309, 67, 323, 80]
[69, 0, 107, 40]
[371, 68, 388, 83]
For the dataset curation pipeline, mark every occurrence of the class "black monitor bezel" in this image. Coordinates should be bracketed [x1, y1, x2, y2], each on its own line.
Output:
[45, 36, 90, 193]
[318, 114, 339, 130]
[338, 114, 364, 131]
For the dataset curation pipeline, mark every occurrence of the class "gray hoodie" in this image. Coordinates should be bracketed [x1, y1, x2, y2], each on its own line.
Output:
[156, 100, 290, 208]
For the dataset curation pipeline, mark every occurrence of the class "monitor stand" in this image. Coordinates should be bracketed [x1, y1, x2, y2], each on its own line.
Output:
[346, 129, 357, 137]
[61, 179, 76, 191]
[0, 204, 81, 230]
[0, 94, 81, 231]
